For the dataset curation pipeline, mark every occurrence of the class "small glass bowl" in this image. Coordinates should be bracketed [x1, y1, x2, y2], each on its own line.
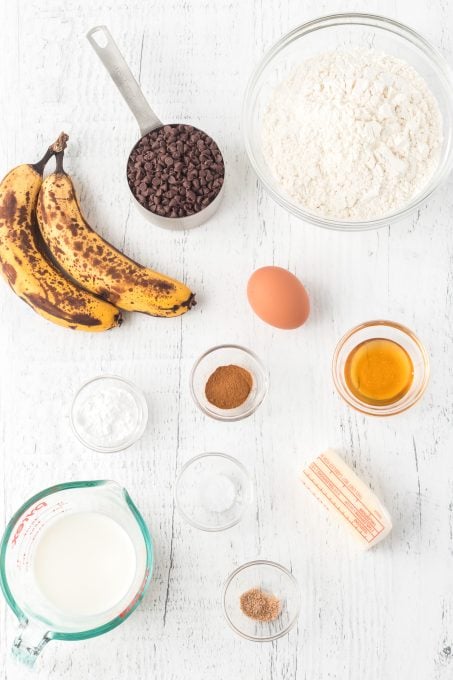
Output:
[71, 375, 148, 452]
[332, 320, 430, 416]
[175, 453, 253, 531]
[190, 345, 268, 421]
[223, 560, 300, 641]
[243, 13, 453, 231]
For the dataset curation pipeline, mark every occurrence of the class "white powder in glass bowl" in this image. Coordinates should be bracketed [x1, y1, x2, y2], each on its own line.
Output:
[76, 387, 140, 447]
[262, 49, 443, 221]
[72, 377, 148, 452]
[201, 473, 237, 513]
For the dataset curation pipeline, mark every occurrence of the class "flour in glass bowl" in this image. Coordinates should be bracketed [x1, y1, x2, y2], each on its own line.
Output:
[262, 49, 443, 221]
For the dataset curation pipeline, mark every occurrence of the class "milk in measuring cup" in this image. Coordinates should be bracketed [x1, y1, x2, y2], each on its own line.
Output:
[32, 512, 136, 617]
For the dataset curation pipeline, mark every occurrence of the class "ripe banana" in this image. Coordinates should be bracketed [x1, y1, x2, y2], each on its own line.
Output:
[37, 151, 196, 318]
[0, 135, 122, 331]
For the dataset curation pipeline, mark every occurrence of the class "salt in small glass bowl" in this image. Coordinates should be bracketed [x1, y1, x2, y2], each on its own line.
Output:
[71, 375, 148, 453]
[332, 320, 430, 416]
[175, 452, 254, 531]
[223, 560, 300, 642]
[190, 345, 268, 422]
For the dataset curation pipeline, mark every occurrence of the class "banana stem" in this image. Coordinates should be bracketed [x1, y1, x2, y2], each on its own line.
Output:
[55, 150, 66, 175]
[32, 132, 69, 176]
[51, 132, 69, 154]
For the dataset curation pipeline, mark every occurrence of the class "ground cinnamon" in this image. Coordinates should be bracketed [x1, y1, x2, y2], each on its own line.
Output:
[205, 364, 253, 409]
[240, 587, 281, 622]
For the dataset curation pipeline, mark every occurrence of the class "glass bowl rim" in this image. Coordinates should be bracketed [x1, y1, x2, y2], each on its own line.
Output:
[332, 319, 430, 416]
[243, 12, 453, 231]
[189, 344, 269, 421]
[70, 374, 149, 453]
[222, 559, 301, 641]
[175, 452, 254, 532]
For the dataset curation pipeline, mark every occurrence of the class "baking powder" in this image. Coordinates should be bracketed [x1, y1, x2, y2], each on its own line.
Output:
[262, 49, 442, 220]
[75, 386, 140, 448]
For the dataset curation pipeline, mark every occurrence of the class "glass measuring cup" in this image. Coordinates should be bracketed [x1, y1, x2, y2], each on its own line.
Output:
[86, 25, 225, 231]
[0, 480, 153, 667]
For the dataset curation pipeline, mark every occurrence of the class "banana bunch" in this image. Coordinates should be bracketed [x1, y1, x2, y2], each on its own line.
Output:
[0, 134, 195, 331]
[37, 147, 195, 318]
[0, 134, 121, 331]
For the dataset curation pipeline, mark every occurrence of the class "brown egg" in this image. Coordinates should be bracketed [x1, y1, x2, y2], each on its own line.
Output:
[247, 266, 310, 330]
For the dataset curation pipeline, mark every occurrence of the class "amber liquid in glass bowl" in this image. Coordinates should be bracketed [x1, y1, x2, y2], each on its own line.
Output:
[344, 338, 414, 406]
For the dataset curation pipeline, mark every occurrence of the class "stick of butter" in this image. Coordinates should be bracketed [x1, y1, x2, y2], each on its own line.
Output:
[301, 449, 392, 549]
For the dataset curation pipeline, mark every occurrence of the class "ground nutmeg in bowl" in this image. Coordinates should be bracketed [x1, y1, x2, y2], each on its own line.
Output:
[240, 588, 281, 622]
[127, 124, 224, 218]
[205, 365, 253, 409]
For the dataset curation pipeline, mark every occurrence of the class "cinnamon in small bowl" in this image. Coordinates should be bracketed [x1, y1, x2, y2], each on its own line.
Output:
[205, 365, 253, 409]
[190, 345, 268, 422]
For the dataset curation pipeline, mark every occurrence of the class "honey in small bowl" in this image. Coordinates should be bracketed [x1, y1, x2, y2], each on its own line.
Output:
[344, 338, 414, 406]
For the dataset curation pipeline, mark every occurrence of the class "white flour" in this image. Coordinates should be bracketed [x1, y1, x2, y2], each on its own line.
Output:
[262, 49, 442, 221]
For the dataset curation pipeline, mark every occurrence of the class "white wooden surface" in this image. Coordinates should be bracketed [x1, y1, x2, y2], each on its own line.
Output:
[1, 0, 453, 678]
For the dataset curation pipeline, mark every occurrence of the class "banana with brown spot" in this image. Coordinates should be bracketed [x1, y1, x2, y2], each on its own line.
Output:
[0, 135, 122, 332]
[37, 150, 196, 318]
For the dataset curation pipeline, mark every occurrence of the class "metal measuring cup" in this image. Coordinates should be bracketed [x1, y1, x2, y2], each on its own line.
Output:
[86, 25, 225, 231]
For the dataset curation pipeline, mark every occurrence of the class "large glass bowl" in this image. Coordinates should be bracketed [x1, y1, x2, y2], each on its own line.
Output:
[243, 13, 453, 231]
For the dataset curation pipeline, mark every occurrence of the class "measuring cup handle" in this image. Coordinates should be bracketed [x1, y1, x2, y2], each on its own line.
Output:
[86, 25, 162, 136]
[12, 620, 50, 667]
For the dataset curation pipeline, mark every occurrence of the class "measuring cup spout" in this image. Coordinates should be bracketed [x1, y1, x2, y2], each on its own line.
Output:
[86, 25, 162, 136]
[100, 479, 129, 502]
[12, 620, 50, 668]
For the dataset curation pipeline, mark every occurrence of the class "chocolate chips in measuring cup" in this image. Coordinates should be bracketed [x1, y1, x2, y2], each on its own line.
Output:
[127, 124, 224, 218]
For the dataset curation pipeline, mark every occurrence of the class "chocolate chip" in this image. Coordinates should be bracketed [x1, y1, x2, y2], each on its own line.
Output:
[127, 123, 224, 219]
